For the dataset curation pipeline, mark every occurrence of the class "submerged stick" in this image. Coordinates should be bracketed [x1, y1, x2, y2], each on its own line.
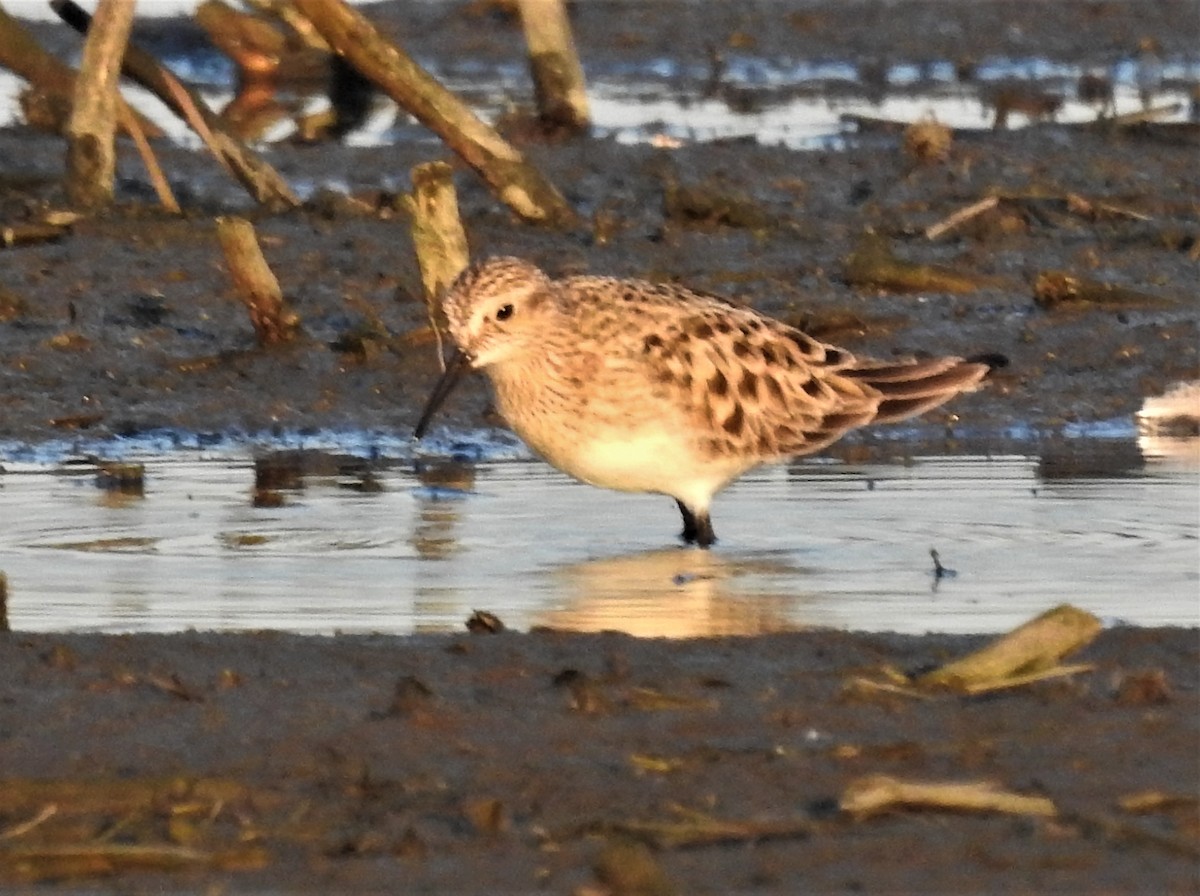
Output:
[291, 0, 579, 227]
[215, 217, 300, 346]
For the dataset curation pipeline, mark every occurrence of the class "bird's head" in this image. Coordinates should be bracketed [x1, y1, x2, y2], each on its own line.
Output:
[442, 257, 555, 369]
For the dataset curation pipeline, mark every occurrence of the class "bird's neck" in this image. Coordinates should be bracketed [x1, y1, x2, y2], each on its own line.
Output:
[487, 351, 578, 425]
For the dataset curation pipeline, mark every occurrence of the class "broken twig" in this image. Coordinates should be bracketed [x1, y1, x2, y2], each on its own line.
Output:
[924, 196, 1000, 240]
[1034, 270, 1177, 311]
[291, 0, 578, 227]
[517, 0, 590, 134]
[52, 0, 299, 209]
[841, 775, 1057, 819]
[0, 805, 58, 841]
[63, 0, 136, 209]
[406, 160, 469, 366]
[215, 217, 300, 346]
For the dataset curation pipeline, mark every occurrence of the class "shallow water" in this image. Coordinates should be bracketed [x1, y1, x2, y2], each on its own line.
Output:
[1, 439, 1195, 636]
[2, 32, 1196, 151]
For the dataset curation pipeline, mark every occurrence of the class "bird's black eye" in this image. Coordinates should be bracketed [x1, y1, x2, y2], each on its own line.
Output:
[495, 303, 514, 321]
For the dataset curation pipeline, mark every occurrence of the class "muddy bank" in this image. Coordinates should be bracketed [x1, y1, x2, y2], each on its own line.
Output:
[0, 626, 1197, 892]
[1, 123, 1196, 452]
[0, 3, 1197, 451]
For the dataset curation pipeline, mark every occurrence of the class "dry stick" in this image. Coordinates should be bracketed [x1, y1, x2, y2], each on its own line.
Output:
[215, 217, 300, 346]
[157, 74, 236, 178]
[840, 775, 1058, 820]
[115, 102, 181, 214]
[64, 0, 137, 209]
[291, 0, 579, 228]
[51, 0, 299, 210]
[0, 776, 256, 816]
[195, 0, 298, 76]
[517, 0, 590, 133]
[1105, 101, 1183, 126]
[0, 6, 162, 137]
[1063, 192, 1152, 222]
[0, 804, 57, 841]
[1, 224, 69, 248]
[924, 195, 1000, 240]
[408, 161, 470, 367]
[1033, 270, 1176, 311]
[927, 192, 1153, 241]
[409, 162, 469, 300]
[0, 571, 9, 633]
[918, 604, 1102, 689]
[243, 0, 331, 51]
[611, 812, 819, 849]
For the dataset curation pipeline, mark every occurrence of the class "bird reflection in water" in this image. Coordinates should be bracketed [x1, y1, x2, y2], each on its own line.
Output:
[537, 549, 807, 638]
[410, 460, 475, 561]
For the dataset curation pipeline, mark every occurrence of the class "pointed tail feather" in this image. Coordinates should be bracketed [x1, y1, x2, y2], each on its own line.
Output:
[845, 354, 1004, 425]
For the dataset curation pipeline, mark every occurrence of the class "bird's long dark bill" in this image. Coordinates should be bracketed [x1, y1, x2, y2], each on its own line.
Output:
[414, 349, 472, 440]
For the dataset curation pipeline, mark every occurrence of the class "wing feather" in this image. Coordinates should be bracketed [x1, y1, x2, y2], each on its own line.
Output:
[561, 275, 994, 462]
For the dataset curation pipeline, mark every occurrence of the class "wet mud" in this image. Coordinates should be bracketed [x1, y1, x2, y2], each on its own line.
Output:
[0, 1, 1198, 891]
[1, 627, 1197, 892]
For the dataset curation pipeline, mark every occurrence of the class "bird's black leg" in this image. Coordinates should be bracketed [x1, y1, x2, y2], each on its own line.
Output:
[676, 499, 698, 543]
[676, 500, 716, 548]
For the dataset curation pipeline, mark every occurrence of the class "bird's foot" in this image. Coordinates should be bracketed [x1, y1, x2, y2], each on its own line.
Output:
[676, 500, 716, 549]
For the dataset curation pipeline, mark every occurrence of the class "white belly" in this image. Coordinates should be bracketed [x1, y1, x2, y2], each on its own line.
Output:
[489, 364, 750, 508]
[528, 426, 746, 509]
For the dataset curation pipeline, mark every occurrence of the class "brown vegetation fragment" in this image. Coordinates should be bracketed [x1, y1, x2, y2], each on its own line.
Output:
[1034, 270, 1177, 311]
[591, 837, 677, 896]
[844, 232, 985, 294]
[902, 116, 952, 164]
[1113, 668, 1172, 705]
[663, 175, 774, 230]
[918, 604, 1101, 692]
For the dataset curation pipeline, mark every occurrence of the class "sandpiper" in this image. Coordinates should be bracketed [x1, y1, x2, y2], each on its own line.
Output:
[415, 257, 1003, 547]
